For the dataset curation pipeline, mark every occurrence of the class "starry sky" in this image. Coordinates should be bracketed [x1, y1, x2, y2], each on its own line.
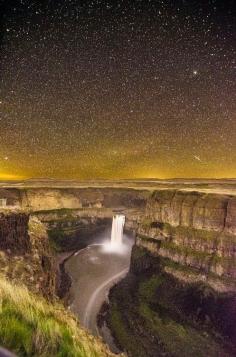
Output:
[0, 0, 235, 180]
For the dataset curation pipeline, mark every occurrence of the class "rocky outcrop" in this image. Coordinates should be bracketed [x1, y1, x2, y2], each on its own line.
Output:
[144, 190, 236, 234]
[0, 212, 30, 253]
[102, 189, 236, 356]
[34, 209, 112, 252]
[18, 187, 149, 211]
[0, 212, 56, 298]
[28, 216, 56, 297]
[136, 190, 236, 290]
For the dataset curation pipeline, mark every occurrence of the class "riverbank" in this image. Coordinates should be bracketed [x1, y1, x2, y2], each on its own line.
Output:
[53, 226, 114, 303]
[55, 251, 75, 302]
[0, 212, 116, 357]
[64, 232, 134, 353]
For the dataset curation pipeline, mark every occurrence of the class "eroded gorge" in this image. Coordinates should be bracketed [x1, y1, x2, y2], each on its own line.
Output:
[0, 185, 235, 356]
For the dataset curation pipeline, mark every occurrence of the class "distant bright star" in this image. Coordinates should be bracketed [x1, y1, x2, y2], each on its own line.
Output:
[194, 155, 202, 162]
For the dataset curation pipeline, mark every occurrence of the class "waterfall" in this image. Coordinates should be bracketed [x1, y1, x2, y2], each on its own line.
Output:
[110, 215, 125, 246]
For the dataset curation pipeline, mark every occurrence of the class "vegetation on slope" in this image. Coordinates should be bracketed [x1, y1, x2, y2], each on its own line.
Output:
[106, 247, 235, 357]
[0, 276, 114, 357]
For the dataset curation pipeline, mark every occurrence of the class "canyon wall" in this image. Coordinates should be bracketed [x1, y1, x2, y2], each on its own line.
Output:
[143, 190, 236, 233]
[0, 209, 115, 357]
[18, 187, 148, 211]
[105, 190, 236, 356]
[135, 190, 236, 291]
[1, 187, 236, 293]
[38, 210, 112, 252]
[0, 211, 56, 298]
[0, 212, 30, 253]
[0, 187, 148, 302]
[1, 187, 235, 289]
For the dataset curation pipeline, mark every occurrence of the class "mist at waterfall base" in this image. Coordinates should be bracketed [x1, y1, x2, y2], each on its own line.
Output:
[103, 215, 129, 255]
[65, 216, 133, 349]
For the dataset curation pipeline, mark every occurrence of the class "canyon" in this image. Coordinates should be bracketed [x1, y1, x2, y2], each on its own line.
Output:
[0, 181, 235, 356]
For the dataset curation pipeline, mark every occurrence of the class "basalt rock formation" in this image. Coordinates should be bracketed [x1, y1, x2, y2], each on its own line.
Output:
[36, 209, 112, 252]
[0, 212, 30, 253]
[0, 212, 55, 298]
[136, 190, 236, 291]
[14, 187, 148, 211]
[105, 190, 236, 357]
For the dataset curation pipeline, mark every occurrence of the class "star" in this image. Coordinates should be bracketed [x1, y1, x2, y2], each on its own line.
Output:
[194, 155, 202, 162]
[0, 1, 234, 180]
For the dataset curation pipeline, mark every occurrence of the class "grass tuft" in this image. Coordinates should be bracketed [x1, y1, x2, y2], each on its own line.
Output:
[0, 276, 115, 357]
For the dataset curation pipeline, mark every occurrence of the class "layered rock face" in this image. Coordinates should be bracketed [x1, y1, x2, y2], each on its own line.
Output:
[105, 190, 236, 356]
[136, 190, 236, 290]
[0, 212, 55, 298]
[41, 211, 111, 252]
[144, 190, 236, 234]
[1, 188, 235, 290]
[18, 187, 148, 211]
[0, 212, 30, 253]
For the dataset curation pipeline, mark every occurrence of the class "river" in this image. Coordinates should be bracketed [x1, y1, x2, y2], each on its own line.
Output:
[65, 228, 134, 353]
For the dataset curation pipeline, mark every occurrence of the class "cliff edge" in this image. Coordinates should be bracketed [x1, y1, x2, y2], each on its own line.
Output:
[105, 190, 236, 357]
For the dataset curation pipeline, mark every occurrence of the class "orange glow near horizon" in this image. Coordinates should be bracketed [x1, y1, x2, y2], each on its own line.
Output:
[0, 2, 235, 180]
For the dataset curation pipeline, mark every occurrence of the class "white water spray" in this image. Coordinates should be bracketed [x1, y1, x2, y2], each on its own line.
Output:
[110, 214, 125, 247]
[102, 214, 126, 253]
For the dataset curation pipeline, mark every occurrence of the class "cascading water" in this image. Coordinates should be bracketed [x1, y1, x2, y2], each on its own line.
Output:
[110, 214, 125, 247]
[103, 214, 126, 253]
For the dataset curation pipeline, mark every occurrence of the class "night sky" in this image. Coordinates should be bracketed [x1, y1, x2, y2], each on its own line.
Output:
[0, 0, 235, 180]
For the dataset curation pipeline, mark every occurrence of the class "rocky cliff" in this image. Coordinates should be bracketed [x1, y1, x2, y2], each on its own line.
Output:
[0, 208, 117, 356]
[38, 209, 112, 252]
[104, 190, 236, 357]
[144, 189, 236, 233]
[18, 187, 148, 211]
[1, 188, 235, 292]
[136, 190, 236, 291]
[0, 211, 115, 357]
[0, 212, 30, 253]
[0, 211, 56, 298]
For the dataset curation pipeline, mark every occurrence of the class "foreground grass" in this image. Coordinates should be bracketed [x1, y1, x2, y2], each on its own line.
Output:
[0, 276, 114, 357]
